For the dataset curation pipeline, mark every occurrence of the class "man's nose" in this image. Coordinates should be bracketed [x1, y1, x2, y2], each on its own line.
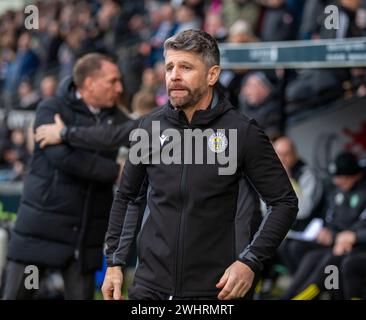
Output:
[170, 67, 181, 81]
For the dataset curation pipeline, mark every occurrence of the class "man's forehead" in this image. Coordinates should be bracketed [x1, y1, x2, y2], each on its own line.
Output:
[165, 50, 202, 64]
[98, 61, 121, 77]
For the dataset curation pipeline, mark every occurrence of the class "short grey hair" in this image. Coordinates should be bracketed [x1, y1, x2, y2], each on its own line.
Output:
[163, 29, 220, 68]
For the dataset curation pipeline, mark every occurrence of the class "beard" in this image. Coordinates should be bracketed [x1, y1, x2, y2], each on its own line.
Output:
[168, 84, 207, 110]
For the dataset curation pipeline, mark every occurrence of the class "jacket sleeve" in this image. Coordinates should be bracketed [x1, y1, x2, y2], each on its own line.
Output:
[104, 120, 148, 267]
[238, 120, 298, 273]
[65, 120, 139, 150]
[35, 98, 119, 183]
[105, 178, 148, 268]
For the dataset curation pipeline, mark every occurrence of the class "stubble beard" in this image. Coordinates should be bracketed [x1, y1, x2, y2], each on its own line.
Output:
[169, 85, 207, 110]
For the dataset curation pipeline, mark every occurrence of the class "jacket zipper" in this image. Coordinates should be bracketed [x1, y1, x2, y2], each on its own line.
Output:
[74, 113, 101, 261]
[174, 125, 190, 296]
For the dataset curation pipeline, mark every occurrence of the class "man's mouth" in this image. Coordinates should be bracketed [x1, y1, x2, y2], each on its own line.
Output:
[169, 88, 189, 97]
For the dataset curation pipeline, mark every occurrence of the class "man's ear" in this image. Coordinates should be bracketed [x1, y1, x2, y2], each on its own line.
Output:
[207, 65, 221, 86]
[83, 76, 94, 91]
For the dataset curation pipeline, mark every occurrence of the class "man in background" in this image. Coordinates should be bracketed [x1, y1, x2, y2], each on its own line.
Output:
[2, 53, 128, 300]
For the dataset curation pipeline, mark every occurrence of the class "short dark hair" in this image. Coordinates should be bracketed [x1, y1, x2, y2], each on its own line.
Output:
[73, 53, 116, 88]
[329, 151, 362, 176]
[163, 29, 220, 68]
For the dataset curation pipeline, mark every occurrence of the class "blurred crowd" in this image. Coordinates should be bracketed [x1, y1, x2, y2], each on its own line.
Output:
[1, 0, 366, 181]
[1, 0, 366, 179]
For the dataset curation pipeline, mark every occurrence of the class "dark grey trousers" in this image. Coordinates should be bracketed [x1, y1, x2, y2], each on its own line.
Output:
[1, 260, 95, 300]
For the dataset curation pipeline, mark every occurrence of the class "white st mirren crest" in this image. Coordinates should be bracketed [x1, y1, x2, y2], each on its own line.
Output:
[208, 132, 228, 153]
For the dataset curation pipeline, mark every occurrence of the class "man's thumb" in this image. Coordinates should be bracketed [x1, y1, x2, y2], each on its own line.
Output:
[216, 271, 229, 289]
[54, 113, 63, 125]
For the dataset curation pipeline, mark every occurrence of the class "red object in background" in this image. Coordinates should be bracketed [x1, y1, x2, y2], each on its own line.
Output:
[343, 120, 366, 153]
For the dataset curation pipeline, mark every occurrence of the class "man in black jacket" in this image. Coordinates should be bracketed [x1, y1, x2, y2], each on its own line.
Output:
[2, 53, 129, 300]
[35, 30, 298, 300]
[100, 29, 298, 300]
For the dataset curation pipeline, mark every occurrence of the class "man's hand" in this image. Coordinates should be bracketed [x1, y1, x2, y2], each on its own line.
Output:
[101, 266, 124, 300]
[35, 114, 65, 148]
[316, 227, 333, 246]
[333, 231, 356, 256]
[216, 260, 254, 300]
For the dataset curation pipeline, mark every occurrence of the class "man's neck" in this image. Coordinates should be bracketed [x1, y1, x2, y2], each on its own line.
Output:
[183, 89, 214, 123]
[76, 90, 101, 114]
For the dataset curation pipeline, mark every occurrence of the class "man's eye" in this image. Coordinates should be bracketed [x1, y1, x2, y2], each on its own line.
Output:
[182, 65, 191, 70]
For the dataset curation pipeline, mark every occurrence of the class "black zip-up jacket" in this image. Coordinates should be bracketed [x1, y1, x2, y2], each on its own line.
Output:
[58, 111, 263, 270]
[7, 77, 128, 272]
[106, 92, 298, 297]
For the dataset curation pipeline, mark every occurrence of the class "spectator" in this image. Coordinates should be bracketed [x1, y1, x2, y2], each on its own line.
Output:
[3, 32, 40, 93]
[227, 19, 257, 43]
[34, 17, 63, 73]
[140, 68, 158, 93]
[42, 21, 63, 72]
[0, 32, 17, 91]
[222, 0, 261, 31]
[238, 71, 282, 140]
[57, 28, 85, 80]
[204, 12, 228, 42]
[298, 0, 328, 40]
[40, 75, 58, 99]
[0, 128, 30, 182]
[219, 19, 257, 107]
[115, 11, 151, 106]
[130, 90, 157, 119]
[274, 136, 324, 274]
[259, 0, 296, 41]
[149, 3, 178, 65]
[174, 4, 202, 34]
[17, 81, 40, 110]
[356, 4, 366, 36]
[183, 0, 207, 20]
